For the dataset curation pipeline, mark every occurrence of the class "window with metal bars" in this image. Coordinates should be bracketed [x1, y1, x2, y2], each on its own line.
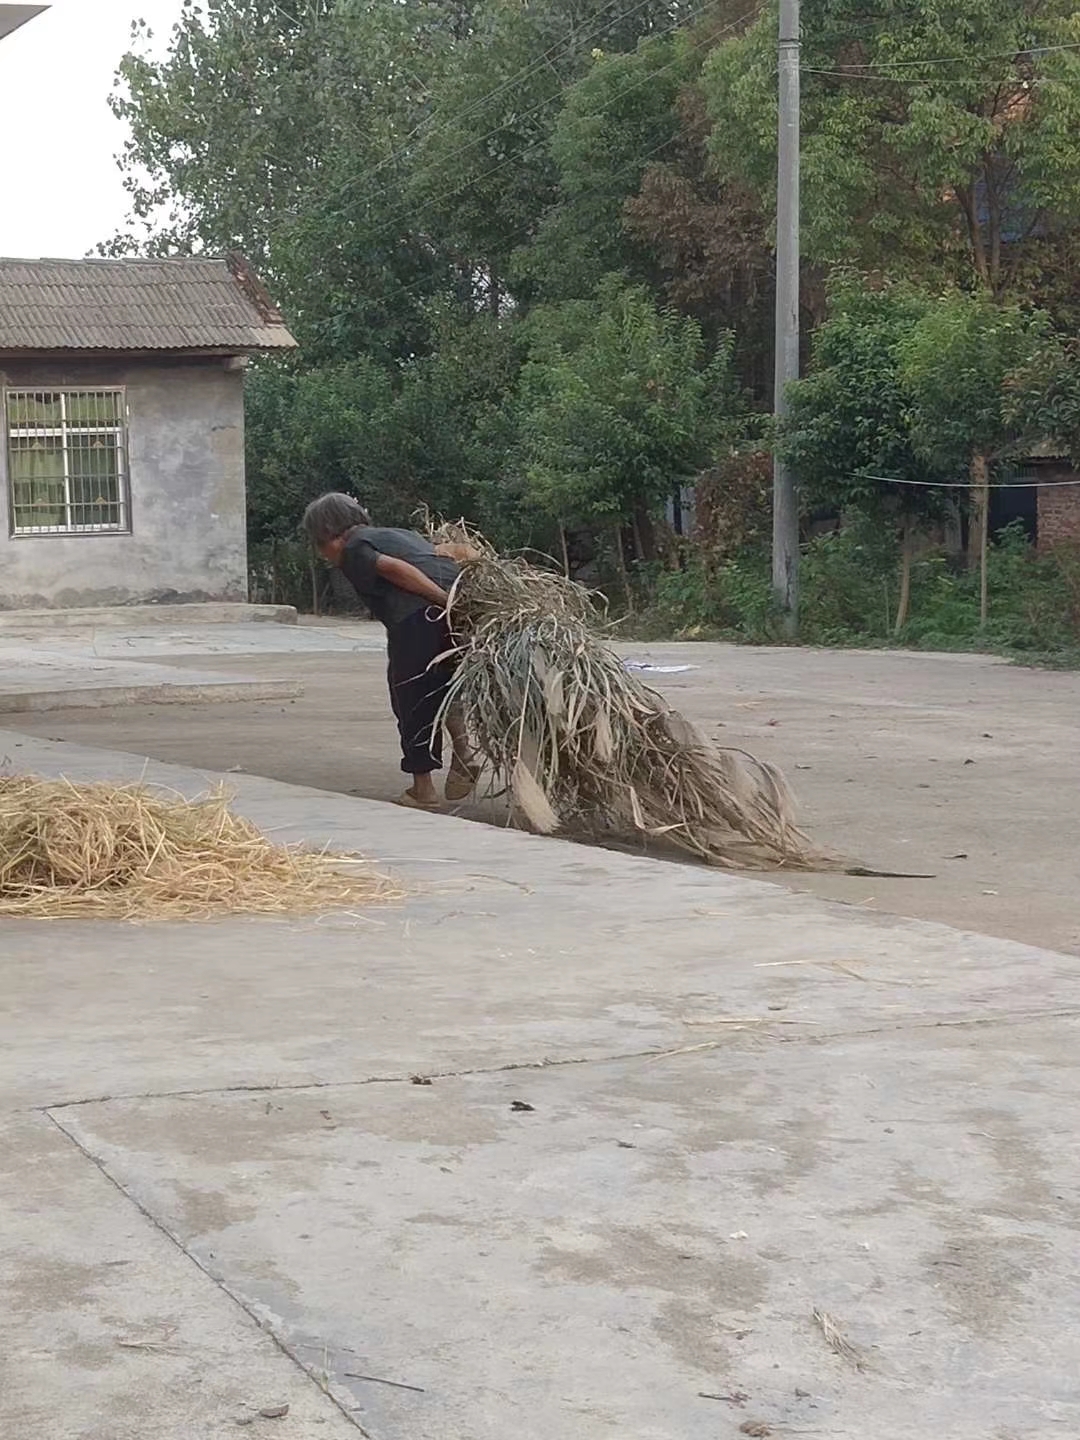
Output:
[4, 388, 130, 535]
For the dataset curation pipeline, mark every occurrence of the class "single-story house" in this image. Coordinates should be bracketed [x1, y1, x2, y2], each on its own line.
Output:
[0, 254, 296, 609]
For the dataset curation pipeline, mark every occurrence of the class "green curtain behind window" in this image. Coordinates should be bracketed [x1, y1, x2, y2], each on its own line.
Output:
[8, 438, 66, 529]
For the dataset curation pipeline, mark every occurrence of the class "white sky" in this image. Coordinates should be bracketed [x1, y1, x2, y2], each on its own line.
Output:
[0, 0, 186, 257]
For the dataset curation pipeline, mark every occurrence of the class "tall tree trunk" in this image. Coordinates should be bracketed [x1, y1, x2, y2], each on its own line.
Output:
[557, 522, 570, 580]
[633, 504, 659, 563]
[956, 184, 990, 287]
[631, 512, 645, 564]
[894, 517, 914, 634]
[986, 165, 1002, 297]
[971, 452, 990, 625]
[612, 524, 633, 613]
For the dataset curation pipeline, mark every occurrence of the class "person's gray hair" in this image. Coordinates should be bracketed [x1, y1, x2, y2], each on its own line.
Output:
[301, 492, 372, 546]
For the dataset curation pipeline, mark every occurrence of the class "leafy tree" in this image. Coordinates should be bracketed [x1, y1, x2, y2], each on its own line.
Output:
[782, 281, 948, 629]
[109, 0, 464, 360]
[110, 0, 1080, 632]
[700, 0, 1080, 299]
[244, 357, 398, 543]
[398, 3, 564, 312]
[517, 277, 744, 600]
[1003, 335, 1080, 463]
[245, 306, 524, 545]
[387, 305, 525, 534]
[624, 97, 774, 390]
[513, 32, 692, 303]
[898, 291, 1050, 620]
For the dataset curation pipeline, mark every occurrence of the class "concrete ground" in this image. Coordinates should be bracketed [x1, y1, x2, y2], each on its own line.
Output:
[0, 619, 302, 711]
[3, 730, 1080, 1439]
[11, 620, 1079, 954]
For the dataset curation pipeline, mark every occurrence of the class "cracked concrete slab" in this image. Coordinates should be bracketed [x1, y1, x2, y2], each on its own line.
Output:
[50, 1028, 1080, 1439]
[3, 729, 1079, 1437]
[1, 727, 1077, 1112]
[0, 1112, 361, 1440]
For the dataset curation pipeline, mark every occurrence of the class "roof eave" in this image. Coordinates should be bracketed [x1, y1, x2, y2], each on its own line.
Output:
[0, 338, 298, 361]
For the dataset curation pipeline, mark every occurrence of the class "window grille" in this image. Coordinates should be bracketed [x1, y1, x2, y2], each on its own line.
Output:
[5, 388, 130, 535]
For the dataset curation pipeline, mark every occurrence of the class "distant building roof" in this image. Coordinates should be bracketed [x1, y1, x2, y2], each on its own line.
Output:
[0, 254, 297, 354]
[1025, 438, 1069, 461]
[0, 5, 48, 43]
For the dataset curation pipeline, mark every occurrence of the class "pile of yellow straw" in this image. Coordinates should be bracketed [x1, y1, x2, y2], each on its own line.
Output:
[0, 776, 400, 920]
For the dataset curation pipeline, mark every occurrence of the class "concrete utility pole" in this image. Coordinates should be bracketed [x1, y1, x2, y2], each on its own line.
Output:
[772, 0, 800, 635]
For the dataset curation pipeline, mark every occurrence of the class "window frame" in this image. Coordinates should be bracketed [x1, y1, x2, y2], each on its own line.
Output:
[3, 386, 132, 538]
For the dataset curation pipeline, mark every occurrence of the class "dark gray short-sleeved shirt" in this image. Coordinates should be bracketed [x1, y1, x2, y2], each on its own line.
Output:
[340, 527, 460, 629]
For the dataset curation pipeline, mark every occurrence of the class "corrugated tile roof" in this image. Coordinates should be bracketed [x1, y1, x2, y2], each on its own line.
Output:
[0, 254, 297, 353]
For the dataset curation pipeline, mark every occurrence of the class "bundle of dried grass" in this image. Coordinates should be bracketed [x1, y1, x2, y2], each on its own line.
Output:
[433, 525, 817, 869]
[0, 776, 400, 920]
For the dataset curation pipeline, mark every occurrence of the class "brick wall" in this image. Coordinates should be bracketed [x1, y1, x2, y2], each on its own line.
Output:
[1038, 465, 1080, 550]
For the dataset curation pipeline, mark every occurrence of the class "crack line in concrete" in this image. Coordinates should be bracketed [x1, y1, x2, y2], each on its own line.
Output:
[42, 1107, 373, 1438]
[36, 1005, 1080, 1115]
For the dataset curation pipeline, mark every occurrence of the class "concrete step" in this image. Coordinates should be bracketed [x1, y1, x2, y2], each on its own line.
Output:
[0, 602, 297, 631]
[0, 676, 301, 714]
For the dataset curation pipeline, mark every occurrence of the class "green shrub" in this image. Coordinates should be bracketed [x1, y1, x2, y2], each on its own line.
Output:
[642, 551, 780, 641]
[633, 517, 1080, 663]
[798, 517, 900, 646]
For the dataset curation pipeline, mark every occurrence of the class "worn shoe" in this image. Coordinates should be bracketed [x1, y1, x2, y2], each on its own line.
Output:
[445, 763, 479, 802]
[398, 788, 442, 812]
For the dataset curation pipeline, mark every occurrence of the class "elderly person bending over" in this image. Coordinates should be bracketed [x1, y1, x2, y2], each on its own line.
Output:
[302, 492, 476, 810]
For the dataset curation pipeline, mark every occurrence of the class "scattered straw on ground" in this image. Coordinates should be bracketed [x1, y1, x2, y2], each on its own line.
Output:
[0, 776, 401, 921]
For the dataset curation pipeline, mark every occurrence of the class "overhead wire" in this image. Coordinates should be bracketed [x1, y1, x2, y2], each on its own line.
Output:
[331, 112, 720, 316]
[803, 38, 1080, 81]
[804, 67, 1043, 83]
[298, 0, 762, 246]
[805, 40, 1080, 70]
[352, 0, 703, 200]
[848, 472, 1080, 489]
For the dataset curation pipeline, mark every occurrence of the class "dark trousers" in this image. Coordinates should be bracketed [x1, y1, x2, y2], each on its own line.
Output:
[386, 609, 454, 775]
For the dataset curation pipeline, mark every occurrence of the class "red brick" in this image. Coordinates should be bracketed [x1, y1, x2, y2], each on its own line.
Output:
[1037, 467, 1080, 550]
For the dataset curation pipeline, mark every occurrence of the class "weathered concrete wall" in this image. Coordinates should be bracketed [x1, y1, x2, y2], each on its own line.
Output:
[0, 358, 248, 608]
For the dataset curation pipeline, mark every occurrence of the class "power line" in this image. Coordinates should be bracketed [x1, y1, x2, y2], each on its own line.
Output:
[852, 472, 1080, 489]
[334, 120, 712, 317]
[354, 0, 697, 201]
[802, 39, 1080, 84]
[803, 67, 1043, 83]
[805, 40, 1080, 70]
[306, 0, 762, 245]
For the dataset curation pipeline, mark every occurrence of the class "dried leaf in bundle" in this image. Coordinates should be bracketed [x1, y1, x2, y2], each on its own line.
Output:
[543, 668, 566, 720]
[811, 1308, 867, 1371]
[664, 711, 703, 750]
[592, 707, 614, 763]
[510, 759, 560, 834]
